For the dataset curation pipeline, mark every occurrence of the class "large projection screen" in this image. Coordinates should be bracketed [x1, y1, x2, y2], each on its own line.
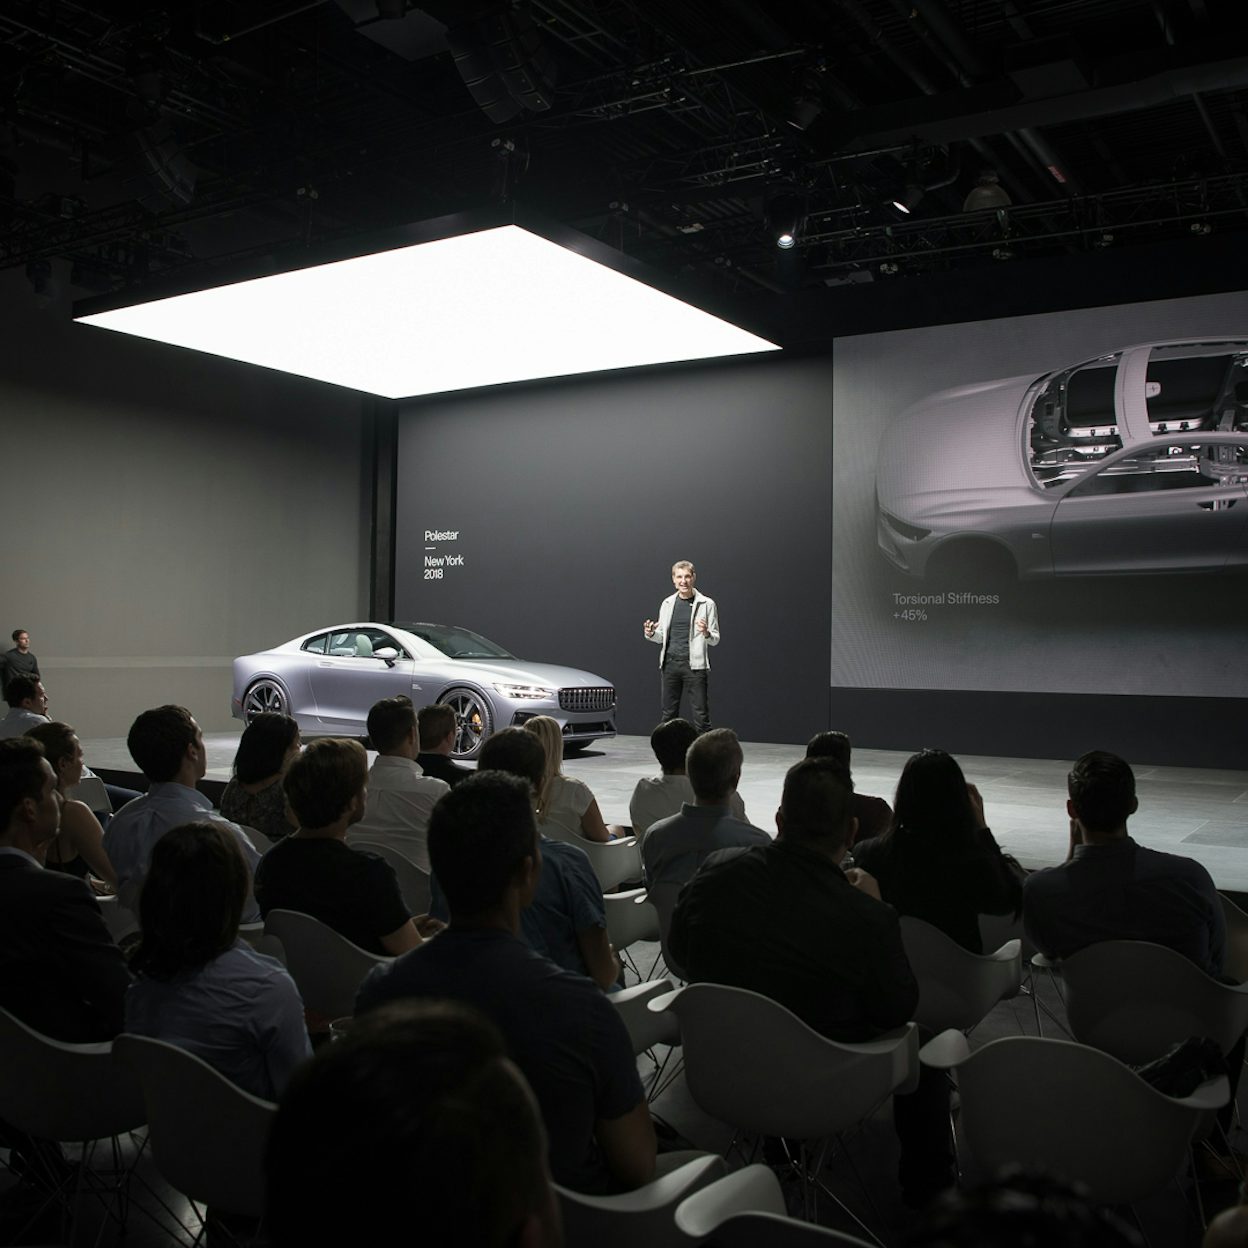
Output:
[832, 289, 1248, 701]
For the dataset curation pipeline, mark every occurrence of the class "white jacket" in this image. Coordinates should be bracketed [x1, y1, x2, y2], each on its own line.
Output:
[645, 590, 720, 670]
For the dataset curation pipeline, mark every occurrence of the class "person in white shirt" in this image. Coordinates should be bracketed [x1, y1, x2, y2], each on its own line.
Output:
[347, 696, 449, 872]
[630, 717, 746, 841]
[0, 675, 50, 739]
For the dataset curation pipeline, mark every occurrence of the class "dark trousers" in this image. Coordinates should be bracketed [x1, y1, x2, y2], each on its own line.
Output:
[661, 662, 710, 732]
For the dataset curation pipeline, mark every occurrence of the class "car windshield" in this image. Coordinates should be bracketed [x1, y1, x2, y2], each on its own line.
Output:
[1027, 354, 1123, 489]
[392, 623, 515, 660]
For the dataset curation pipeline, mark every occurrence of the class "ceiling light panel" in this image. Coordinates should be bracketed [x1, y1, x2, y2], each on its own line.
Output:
[76, 225, 779, 398]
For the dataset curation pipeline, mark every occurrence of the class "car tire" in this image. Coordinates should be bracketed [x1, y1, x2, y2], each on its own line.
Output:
[440, 687, 494, 760]
[927, 540, 1017, 588]
[242, 678, 290, 722]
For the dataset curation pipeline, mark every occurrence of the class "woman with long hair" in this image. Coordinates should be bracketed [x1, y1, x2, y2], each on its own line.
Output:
[852, 749, 1022, 952]
[126, 821, 311, 1099]
[220, 713, 301, 843]
[522, 716, 623, 843]
[24, 721, 117, 894]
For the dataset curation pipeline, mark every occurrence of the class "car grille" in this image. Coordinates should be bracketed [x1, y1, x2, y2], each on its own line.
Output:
[559, 687, 615, 713]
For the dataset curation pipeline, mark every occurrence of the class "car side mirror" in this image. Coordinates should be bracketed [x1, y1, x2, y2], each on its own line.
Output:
[374, 646, 400, 667]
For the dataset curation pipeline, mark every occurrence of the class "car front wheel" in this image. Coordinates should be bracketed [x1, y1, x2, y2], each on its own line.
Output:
[243, 678, 290, 722]
[440, 687, 494, 760]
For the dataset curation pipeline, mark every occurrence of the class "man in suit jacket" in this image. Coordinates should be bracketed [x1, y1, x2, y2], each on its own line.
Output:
[0, 738, 131, 1043]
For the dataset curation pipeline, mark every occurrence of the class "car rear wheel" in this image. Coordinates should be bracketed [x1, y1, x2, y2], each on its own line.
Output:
[243, 678, 290, 722]
[440, 688, 494, 760]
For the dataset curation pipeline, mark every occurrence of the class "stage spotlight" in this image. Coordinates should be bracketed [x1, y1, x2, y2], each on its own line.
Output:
[891, 184, 924, 215]
[765, 192, 802, 250]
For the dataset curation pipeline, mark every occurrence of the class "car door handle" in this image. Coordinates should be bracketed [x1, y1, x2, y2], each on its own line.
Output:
[1198, 499, 1238, 510]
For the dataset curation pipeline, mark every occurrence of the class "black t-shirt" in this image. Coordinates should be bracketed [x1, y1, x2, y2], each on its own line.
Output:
[667, 595, 694, 665]
[254, 837, 410, 955]
[416, 752, 473, 788]
[357, 928, 644, 1194]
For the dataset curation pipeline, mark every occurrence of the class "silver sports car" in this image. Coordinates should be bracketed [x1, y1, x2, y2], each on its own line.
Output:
[231, 622, 616, 759]
[876, 338, 1248, 580]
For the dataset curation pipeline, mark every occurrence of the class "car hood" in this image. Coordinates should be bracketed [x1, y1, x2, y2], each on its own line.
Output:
[876, 373, 1040, 516]
[441, 659, 613, 689]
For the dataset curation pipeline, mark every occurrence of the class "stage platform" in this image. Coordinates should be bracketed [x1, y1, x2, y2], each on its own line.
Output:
[81, 731, 1248, 893]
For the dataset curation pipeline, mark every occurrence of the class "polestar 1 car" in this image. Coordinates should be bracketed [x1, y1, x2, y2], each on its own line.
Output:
[231, 622, 616, 759]
[875, 338, 1248, 580]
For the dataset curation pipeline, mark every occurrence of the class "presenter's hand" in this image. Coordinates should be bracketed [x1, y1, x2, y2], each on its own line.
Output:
[644, 619, 657, 637]
[696, 616, 710, 636]
[844, 868, 881, 901]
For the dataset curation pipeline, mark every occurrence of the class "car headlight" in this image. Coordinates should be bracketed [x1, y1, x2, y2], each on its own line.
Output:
[493, 682, 557, 700]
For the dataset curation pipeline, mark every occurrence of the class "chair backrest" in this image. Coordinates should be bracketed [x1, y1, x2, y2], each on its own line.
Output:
[95, 892, 141, 944]
[900, 916, 1021, 1033]
[953, 1035, 1215, 1206]
[665, 983, 918, 1139]
[675, 1164, 874, 1245]
[113, 1033, 275, 1218]
[263, 909, 390, 1019]
[1219, 892, 1248, 983]
[0, 1006, 145, 1142]
[1062, 939, 1248, 1063]
[555, 1153, 725, 1248]
[604, 887, 661, 951]
[612, 977, 680, 1056]
[66, 773, 111, 814]
[573, 835, 643, 892]
[236, 823, 274, 855]
[351, 840, 432, 914]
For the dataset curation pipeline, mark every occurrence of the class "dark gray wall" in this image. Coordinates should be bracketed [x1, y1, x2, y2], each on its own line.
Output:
[395, 354, 833, 743]
[0, 270, 369, 737]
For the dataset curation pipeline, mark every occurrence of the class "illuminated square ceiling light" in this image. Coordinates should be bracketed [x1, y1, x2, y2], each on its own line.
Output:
[75, 222, 779, 399]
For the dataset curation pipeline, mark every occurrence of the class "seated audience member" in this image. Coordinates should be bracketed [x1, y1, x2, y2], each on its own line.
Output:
[670, 759, 947, 1204]
[642, 728, 768, 931]
[266, 1000, 563, 1248]
[524, 715, 622, 843]
[853, 749, 1021, 953]
[254, 738, 433, 956]
[1204, 1203, 1248, 1248]
[219, 713, 301, 843]
[357, 773, 654, 1194]
[454, 727, 620, 990]
[125, 821, 311, 1100]
[1024, 750, 1225, 976]
[629, 717, 747, 839]
[0, 738, 131, 1041]
[416, 703, 474, 787]
[1, 629, 40, 691]
[0, 674, 49, 738]
[346, 696, 449, 871]
[25, 721, 118, 893]
[103, 706, 261, 916]
[806, 730, 893, 841]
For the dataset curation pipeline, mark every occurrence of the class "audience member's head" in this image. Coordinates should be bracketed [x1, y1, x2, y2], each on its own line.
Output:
[418, 703, 458, 753]
[522, 716, 565, 805]
[11, 629, 27, 646]
[904, 1169, 1143, 1247]
[367, 696, 417, 755]
[775, 757, 854, 854]
[806, 730, 852, 768]
[0, 737, 57, 843]
[283, 738, 368, 830]
[428, 771, 539, 920]
[1067, 750, 1137, 836]
[477, 728, 546, 797]
[650, 718, 697, 775]
[892, 749, 977, 839]
[232, 713, 300, 784]
[127, 705, 202, 783]
[133, 821, 249, 980]
[1203, 1202, 1248, 1248]
[24, 721, 84, 789]
[685, 727, 743, 804]
[266, 999, 561, 1248]
[5, 673, 45, 710]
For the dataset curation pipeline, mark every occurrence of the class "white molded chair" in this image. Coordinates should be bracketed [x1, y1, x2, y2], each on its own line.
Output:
[543, 828, 642, 892]
[351, 839, 432, 915]
[113, 1033, 275, 1221]
[604, 887, 663, 981]
[920, 1030, 1226, 1206]
[1219, 892, 1248, 984]
[612, 977, 681, 1057]
[95, 892, 141, 945]
[1060, 939, 1248, 1065]
[554, 1152, 725, 1248]
[900, 916, 1021, 1034]
[675, 1165, 877, 1245]
[236, 823, 274, 855]
[262, 909, 390, 1020]
[0, 1006, 147, 1240]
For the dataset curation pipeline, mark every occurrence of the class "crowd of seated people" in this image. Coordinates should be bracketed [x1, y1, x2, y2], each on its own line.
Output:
[8, 673, 1248, 1235]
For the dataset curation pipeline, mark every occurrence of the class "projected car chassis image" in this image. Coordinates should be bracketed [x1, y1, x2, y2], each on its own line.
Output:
[876, 339, 1248, 580]
[232, 622, 616, 760]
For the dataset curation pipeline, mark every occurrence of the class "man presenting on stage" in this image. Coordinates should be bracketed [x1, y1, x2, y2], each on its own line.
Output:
[643, 560, 719, 733]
